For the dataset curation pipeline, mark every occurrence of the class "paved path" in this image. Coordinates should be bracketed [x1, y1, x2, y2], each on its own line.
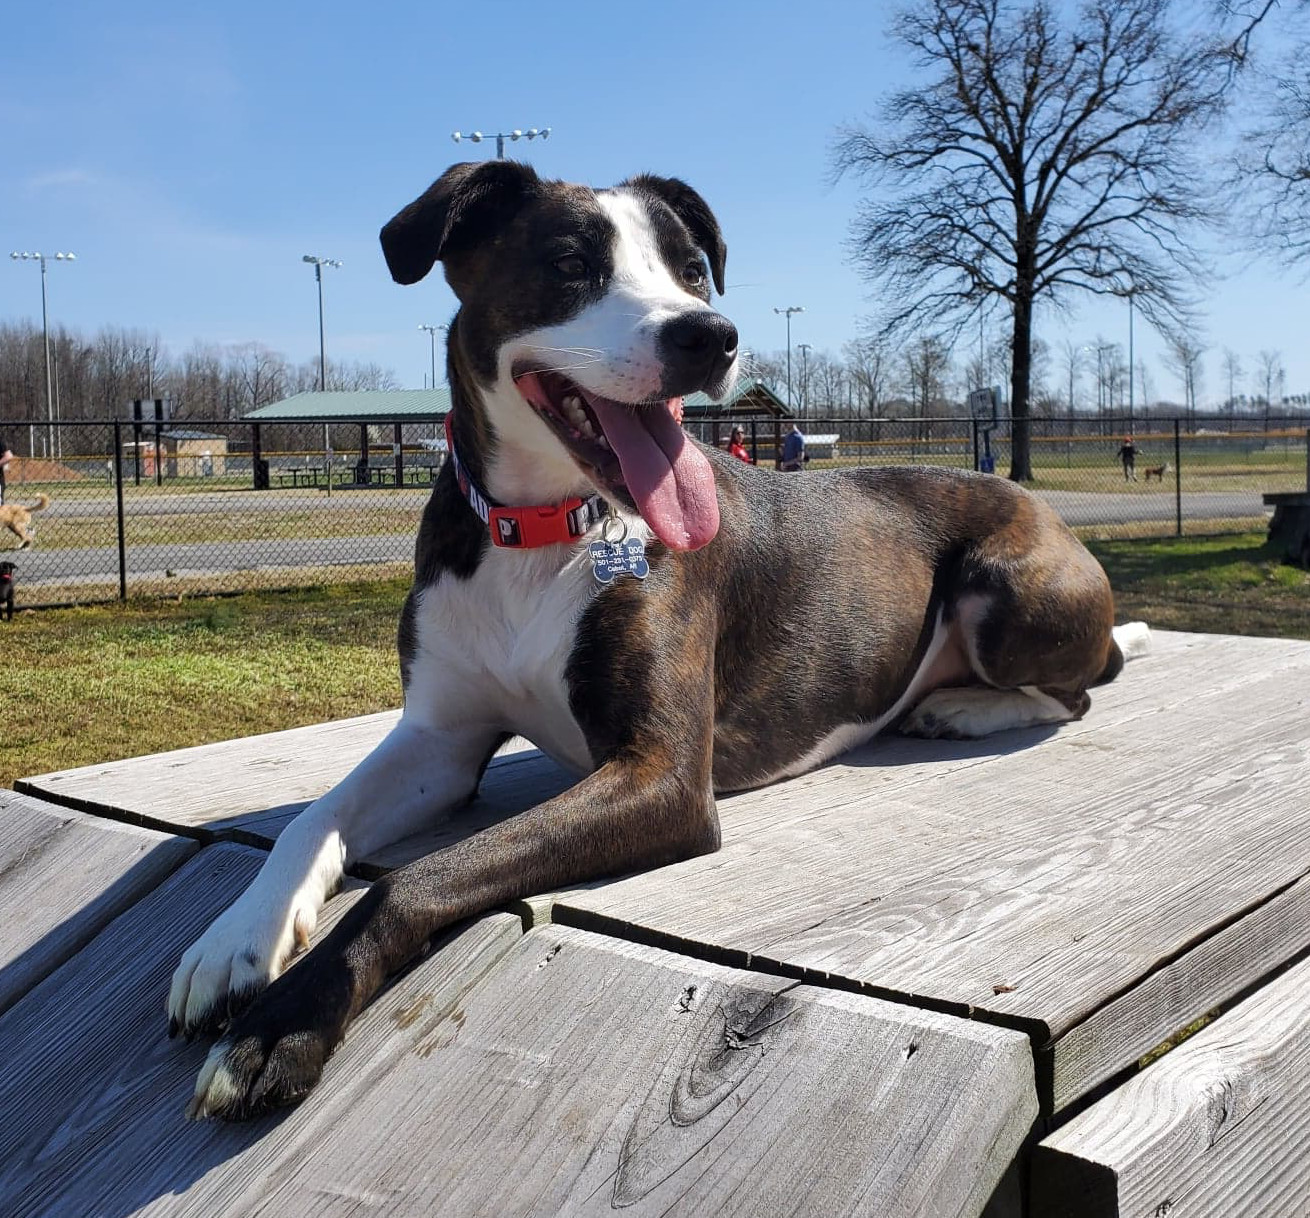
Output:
[12, 489, 1268, 592]
[1039, 488, 1265, 524]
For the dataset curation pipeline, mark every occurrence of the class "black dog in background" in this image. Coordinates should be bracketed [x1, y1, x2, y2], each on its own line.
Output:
[0, 562, 16, 621]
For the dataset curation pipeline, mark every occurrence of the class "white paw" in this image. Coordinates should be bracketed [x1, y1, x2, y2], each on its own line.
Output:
[901, 687, 1069, 739]
[167, 890, 318, 1038]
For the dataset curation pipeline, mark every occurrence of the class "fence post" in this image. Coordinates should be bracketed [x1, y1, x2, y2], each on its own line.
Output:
[113, 419, 127, 601]
[971, 418, 979, 472]
[1174, 418, 1183, 538]
[1305, 428, 1309, 493]
[749, 419, 758, 465]
[393, 421, 404, 488]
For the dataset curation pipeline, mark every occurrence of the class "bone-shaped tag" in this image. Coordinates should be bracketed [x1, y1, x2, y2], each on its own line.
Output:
[589, 537, 650, 585]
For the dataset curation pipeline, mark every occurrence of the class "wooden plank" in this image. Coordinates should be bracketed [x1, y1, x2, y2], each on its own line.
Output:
[16, 710, 563, 872]
[0, 920, 1036, 1217]
[1031, 953, 1310, 1218]
[10, 631, 1253, 870]
[17, 710, 403, 830]
[0, 841, 523, 1218]
[554, 634, 1310, 1112]
[0, 788, 196, 1017]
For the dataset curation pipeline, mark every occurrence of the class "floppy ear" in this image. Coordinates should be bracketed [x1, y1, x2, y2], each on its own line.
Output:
[379, 160, 541, 285]
[625, 174, 728, 295]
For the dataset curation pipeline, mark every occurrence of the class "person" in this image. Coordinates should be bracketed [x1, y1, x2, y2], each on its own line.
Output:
[727, 426, 751, 464]
[781, 423, 806, 471]
[1117, 436, 1137, 481]
[0, 436, 12, 504]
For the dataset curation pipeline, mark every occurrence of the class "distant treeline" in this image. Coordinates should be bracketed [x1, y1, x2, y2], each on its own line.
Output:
[0, 321, 398, 425]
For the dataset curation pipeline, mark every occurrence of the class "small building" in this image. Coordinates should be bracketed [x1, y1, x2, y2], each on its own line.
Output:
[161, 430, 228, 477]
[120, 430, 229, 478]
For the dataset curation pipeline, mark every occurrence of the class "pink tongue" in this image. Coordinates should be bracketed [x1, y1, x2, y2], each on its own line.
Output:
[585, 395, 719, 550]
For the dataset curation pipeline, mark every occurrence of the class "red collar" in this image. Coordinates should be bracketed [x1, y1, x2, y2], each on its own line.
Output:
[444, 414, 607, 549]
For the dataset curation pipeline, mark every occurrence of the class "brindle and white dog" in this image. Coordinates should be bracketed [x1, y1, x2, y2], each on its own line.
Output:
[172, 160, 1148, 1119]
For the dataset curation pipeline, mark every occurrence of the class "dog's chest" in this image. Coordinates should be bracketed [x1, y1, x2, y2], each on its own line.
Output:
[407, 545, 599, 774]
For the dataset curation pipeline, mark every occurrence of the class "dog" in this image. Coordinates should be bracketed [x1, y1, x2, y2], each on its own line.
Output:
[171, 160, 1149, 1120]
[0, 562, 15, 621]
[1142, 463, 1170, 482]
[0, 493, 47, 549]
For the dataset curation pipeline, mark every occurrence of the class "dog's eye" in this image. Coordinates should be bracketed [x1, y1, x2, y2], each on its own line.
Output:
[682, 261, 707, 287]
[553, 255, 589, 279]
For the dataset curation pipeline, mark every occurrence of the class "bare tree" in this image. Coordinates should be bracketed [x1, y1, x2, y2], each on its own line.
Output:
[902, 335, 954, 441]
[1162, 330, 1205, 426]
[1256, 348, 1286, 427]
[1060, 340, 1083, 419]
[843, 337, 891, 416]
[1221, 348, 1244, 417]
[833, 0, 1230, 480]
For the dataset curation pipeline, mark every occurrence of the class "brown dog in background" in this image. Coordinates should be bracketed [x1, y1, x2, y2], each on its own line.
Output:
[0, 493, 48, 549]
[1142, 464, 1170, 482]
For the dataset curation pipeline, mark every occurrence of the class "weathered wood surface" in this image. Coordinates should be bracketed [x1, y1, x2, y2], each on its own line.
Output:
[0, 788, 196, 1017]
[17, 709, 403, 831]
[1031, 953, 1310, 1218]
[0, 841, 521, 1218]
[17, 710, 569, 874]
[553, 631, 1310, 1112]
[17, 631, 1310, 1117]
[0, 911, 1036, 1218]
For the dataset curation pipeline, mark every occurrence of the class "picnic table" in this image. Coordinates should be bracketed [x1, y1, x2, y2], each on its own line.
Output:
[5, 629, 1310, 1216]
[274, 467, 327, 490]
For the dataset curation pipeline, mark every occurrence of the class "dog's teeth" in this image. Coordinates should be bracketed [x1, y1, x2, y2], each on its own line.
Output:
[597, 436, 610, 451]
[580, 419, 596, 439]
[563, 394, 581, 410]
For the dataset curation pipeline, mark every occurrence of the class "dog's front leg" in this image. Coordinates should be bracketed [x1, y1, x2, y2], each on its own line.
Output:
[168, 718, 500, 1039]
[188, 745, 718, 1119]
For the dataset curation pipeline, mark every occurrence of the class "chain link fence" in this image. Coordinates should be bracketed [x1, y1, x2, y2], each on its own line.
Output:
[2, 414, 1305, 608]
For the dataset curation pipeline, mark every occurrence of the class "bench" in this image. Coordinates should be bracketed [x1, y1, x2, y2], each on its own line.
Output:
[1263, 491, 1310, 568]
[6, 629, 1310, 1215]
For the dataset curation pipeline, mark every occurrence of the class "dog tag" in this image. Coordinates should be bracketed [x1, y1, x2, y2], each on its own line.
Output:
[589, 536, 649, 585]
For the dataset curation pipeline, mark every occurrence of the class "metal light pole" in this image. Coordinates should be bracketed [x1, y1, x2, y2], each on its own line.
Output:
[302, 254, 342, 391]
[419, 323, 447, 388]
[303, 254, 342, 490]
[1127, 290, 1136, 428]
[797, 343, 812, 417]
[774, 306, 804, 413]
[11, 251, 75, 459]
[451, 127, 551, 159]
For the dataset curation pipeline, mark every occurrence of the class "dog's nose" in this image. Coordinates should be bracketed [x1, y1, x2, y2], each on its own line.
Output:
[658, 311, 739, 393]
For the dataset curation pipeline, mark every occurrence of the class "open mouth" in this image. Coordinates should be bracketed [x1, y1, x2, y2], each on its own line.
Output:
[513, 368, 720, 551]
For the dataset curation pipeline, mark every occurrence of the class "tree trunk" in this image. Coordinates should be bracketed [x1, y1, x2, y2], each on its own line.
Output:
[1008, 285, 1034, 482]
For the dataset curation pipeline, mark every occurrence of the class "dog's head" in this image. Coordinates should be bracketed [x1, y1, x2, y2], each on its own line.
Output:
[380, 161, 738, 550]
[0, 561, 14, 580]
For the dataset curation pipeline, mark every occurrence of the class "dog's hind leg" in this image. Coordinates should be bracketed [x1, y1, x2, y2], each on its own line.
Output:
[168, 718, 500, 1039]
[901, 684, 1086, 739]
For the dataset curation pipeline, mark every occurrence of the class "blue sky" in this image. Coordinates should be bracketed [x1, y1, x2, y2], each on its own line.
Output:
[2, 0, 1305, 410]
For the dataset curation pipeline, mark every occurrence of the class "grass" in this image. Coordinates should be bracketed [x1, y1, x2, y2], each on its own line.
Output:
[0, 578, 409, 790]
[2, 532, 1306, 791]
[21, 506, 423, 550]
[1087, 531, 1310, 640]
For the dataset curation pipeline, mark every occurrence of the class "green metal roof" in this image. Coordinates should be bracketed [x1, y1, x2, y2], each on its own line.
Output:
[244, 389, 452, 420]
[683, 378, 791, 417]
[244, 380, 785, 422]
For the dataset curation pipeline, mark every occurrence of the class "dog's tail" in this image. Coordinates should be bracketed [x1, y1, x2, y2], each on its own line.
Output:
[1113, 621, 1151, 662]
[1094, 621, 1151, 686]
[28, 494, 50, 512]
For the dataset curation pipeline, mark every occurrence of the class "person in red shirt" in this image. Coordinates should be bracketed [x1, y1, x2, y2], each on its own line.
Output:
[727, 426, 751, 464]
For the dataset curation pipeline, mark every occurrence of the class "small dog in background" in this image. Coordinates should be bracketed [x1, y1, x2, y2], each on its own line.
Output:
[0, 562, 16, 621]
[1142, 464, 1170, 483]
[1, 492, 49, 549]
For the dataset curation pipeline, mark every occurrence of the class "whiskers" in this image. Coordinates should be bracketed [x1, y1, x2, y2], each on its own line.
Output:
[523, 345, 605, 375]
